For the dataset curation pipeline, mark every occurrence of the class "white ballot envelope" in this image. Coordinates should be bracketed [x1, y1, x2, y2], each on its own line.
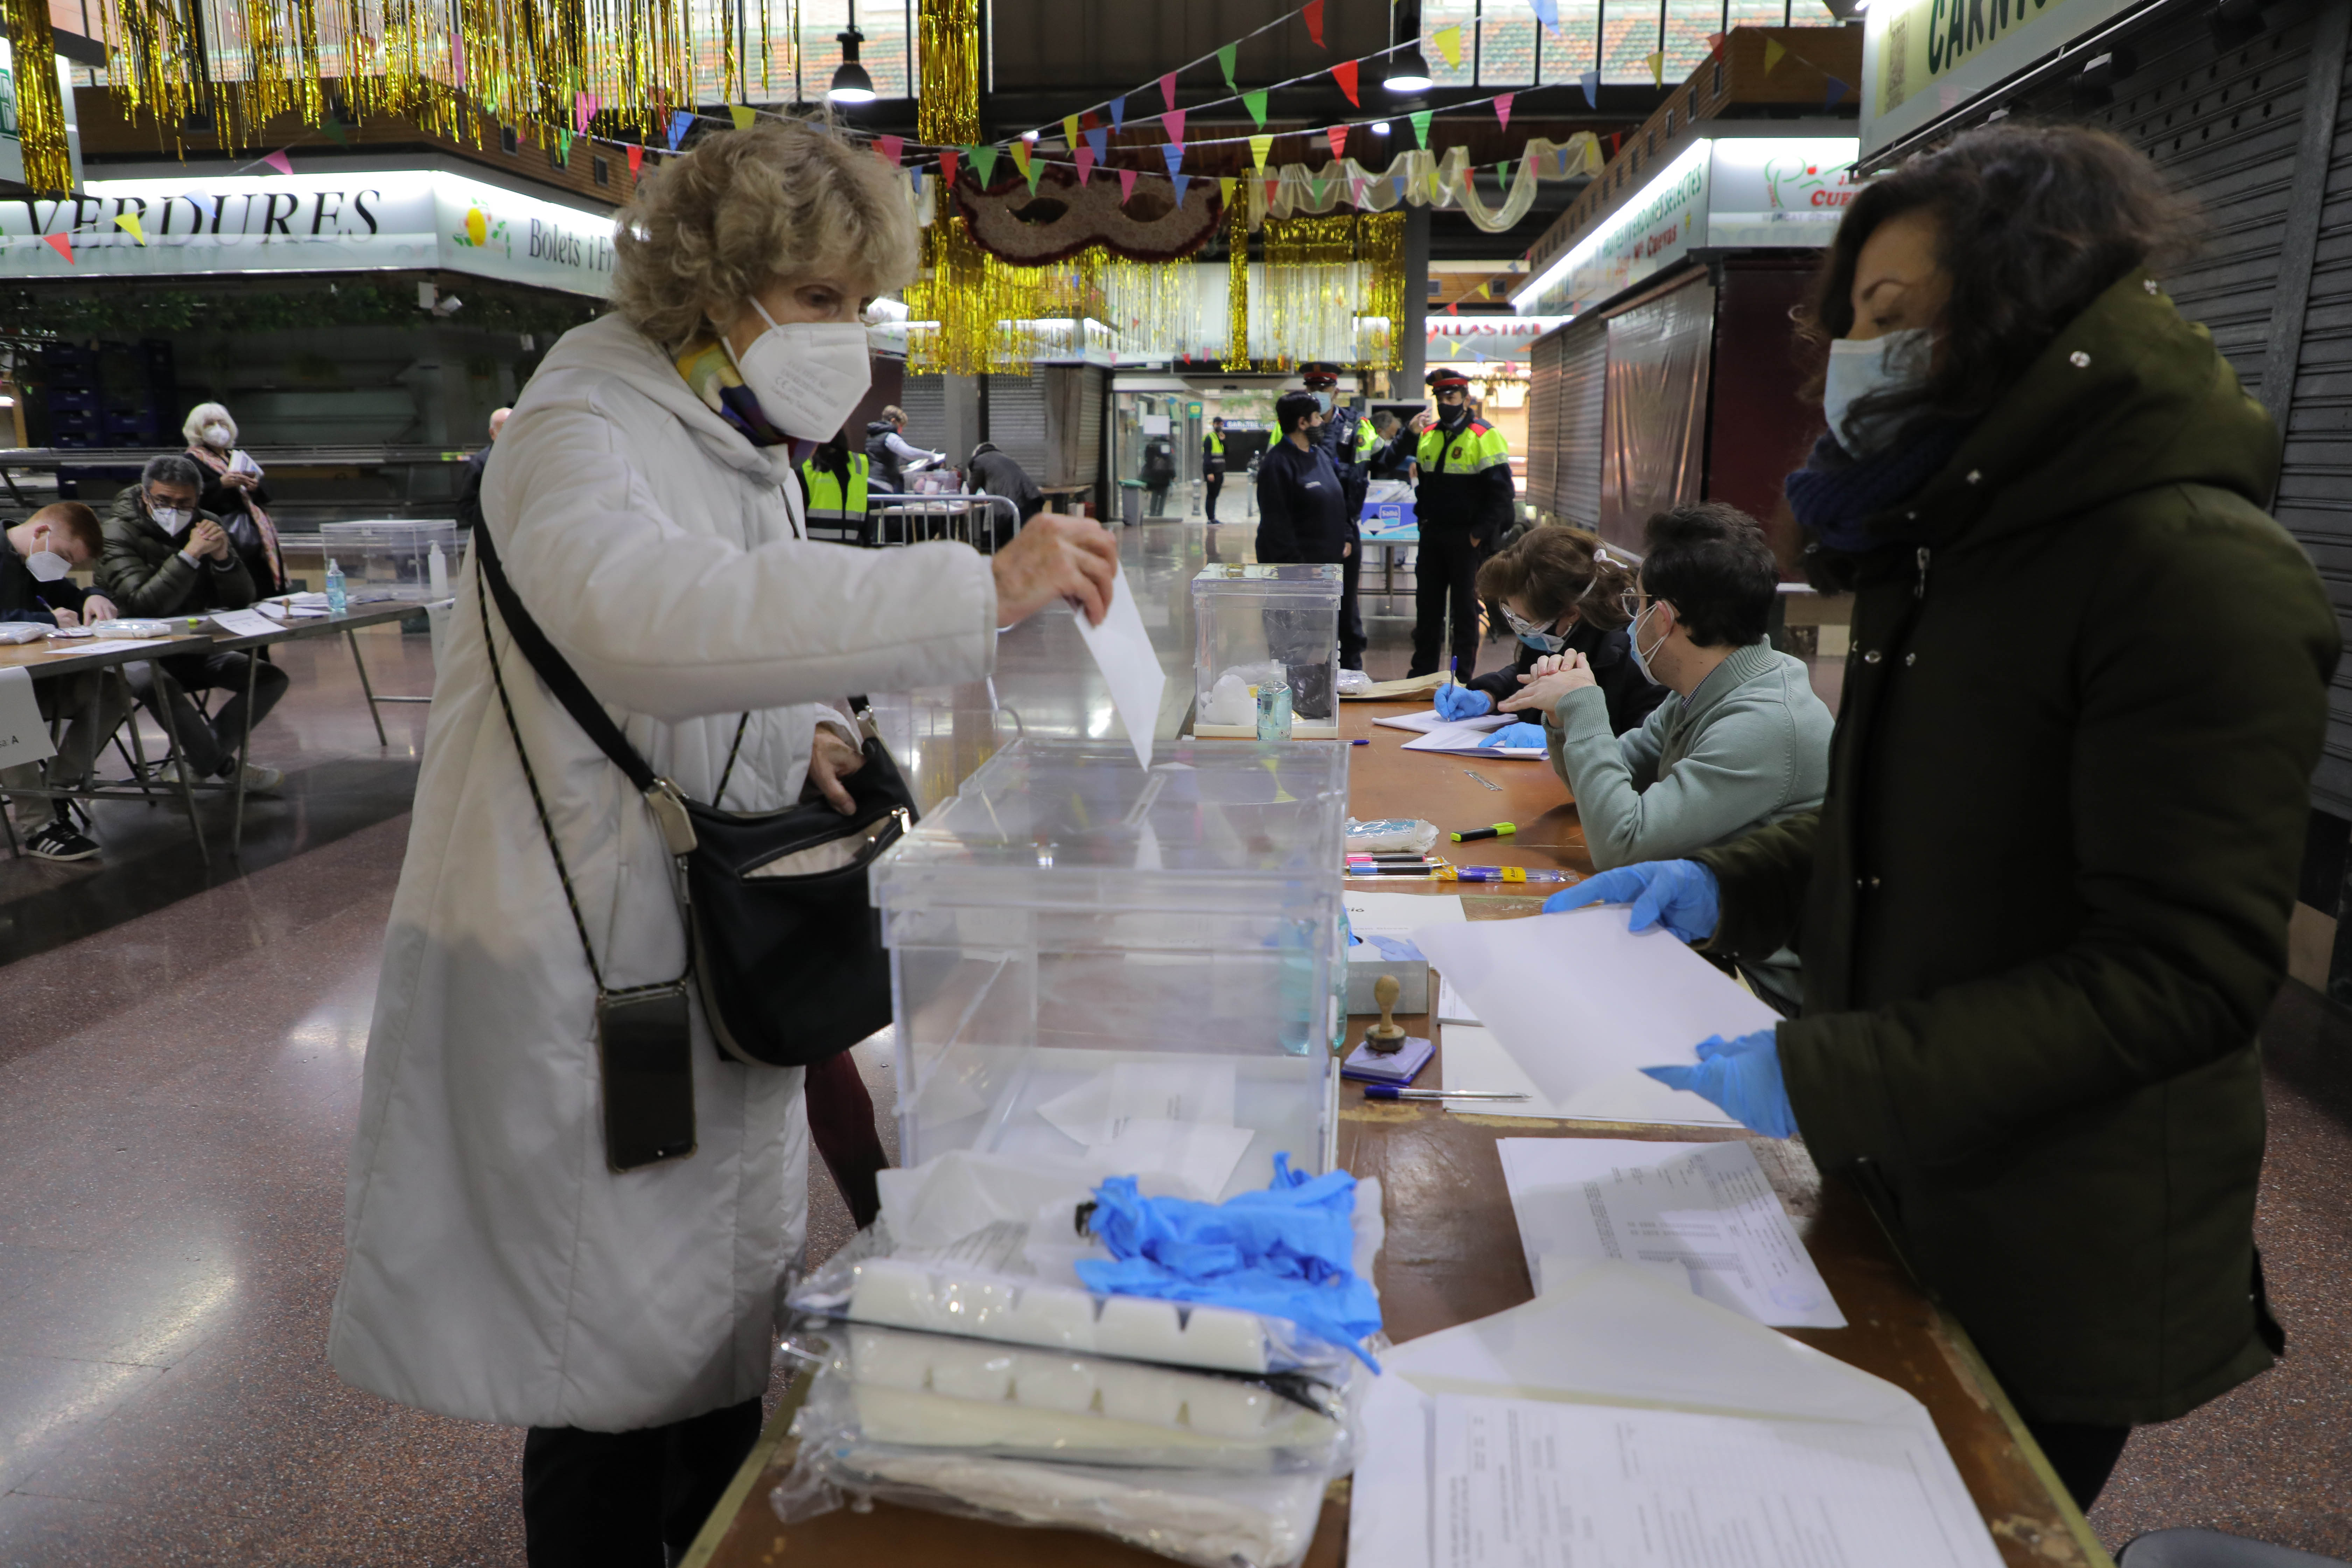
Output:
[1071, 564, 1165, 770]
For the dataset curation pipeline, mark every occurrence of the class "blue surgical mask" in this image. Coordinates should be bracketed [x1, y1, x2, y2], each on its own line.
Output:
[1626, 603, 1663, 684]
[1822, 328, 1931, 456]
[1501, 604, 1564, 654]
[1311, 390, 1334, 413]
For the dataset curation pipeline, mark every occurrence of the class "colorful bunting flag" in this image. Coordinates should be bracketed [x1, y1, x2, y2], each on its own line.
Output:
[1497, 155, 1516, 188]
[1216, 42, 1237, 87]
[261, 148, 294, 175]
[940, 147, 961, 185]
[1085, 126, 1107, 163]
[912, 166, 925, 195]
[1326, 125, 1347, 162]
[876, 134, 904, 164]
[1580, 69, 1599, 108]
[1332, 59, 1359, 105]
[1077, 144, 1096, 181]
[971, 143, 1000, 184]
[1162, 108, 1186, 144]
[1446, 300, 1459, 316]
[1392, 174, 1406, 199]
[627, 144, 643, 176]
[43, 233, 72, 262]
[1011, 137, 1034, 183]
[1304, 0, 1324, 47]
[1645, 51, 1663, 86]
[729, 104, 755, 131]
[1119, 168, 1138, 202]
[1350, 175, 1366, 208]
[1172, 172, 1192, 204]
[1249, 133, 1273, 173]
[1494, 92, 1515, 130]
[1432, 25, 1462, 69]
[1220, 175, 1236, 207]
[574, 90, 597, 132]
[1266, 178, 1280, 208]
[1408, 110, 1432, 149]
[1110, 95, 1127, 131]
[1244, 90, 1268, 127]
[668, 110, 694, 149]
[320, 119, 349, 146]
[1763, 37, 1786, 73]
[556, 130, 573, 162]
[1158, 72, 1178, 112]
[1162, 141, 1185, 176]
[1825, 76, 1849, 108]
[113, 213, 146, 244]
[1529, 0, 1558, 28]
[1705, 31, 1725, 55]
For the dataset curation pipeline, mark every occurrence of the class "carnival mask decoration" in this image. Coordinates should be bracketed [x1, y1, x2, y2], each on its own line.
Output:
[954, 163, 1226, 266]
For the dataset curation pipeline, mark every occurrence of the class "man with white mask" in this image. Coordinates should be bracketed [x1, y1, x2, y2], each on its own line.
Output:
[99, 454, 290, 794]
[0, 502, 128, 859]
[327, 118, 1120, 1564]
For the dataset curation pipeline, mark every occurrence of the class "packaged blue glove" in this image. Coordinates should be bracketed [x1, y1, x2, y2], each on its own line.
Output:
[1433, 682, 1493, 721]
[1640, 1029, 1798, 1138]
[1479, 721, 1546, 750]
[1076, 1154, 1382, 1368]
[1542, 858, 1720, 943]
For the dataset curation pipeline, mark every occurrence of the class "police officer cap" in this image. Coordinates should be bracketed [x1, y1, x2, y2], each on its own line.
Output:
[1426, 368, 1473, 391]
[1299, 362, 1344, 386]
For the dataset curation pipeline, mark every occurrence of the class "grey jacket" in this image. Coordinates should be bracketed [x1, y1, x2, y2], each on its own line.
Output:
[1547, 640, 1832, 871]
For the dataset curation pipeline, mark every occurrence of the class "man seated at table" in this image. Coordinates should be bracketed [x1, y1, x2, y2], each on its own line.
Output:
[99, 455, 289, 794]
[1500, 503, 1831, 1004]
[1, 502, 131, 860]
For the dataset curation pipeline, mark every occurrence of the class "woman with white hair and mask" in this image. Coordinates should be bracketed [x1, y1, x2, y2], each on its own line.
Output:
[182, 400, 285, 594]
[326, 118, 1119, 1563]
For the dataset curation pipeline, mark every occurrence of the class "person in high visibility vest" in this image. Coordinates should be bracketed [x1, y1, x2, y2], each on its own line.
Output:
[1390, 366, 1515, 678]
[1299, 363, 1381, 671]
[1202, 417, 1228, 524]
[798, 435, 872, 545]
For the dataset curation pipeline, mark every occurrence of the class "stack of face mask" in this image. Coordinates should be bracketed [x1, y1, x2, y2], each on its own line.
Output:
[774, 1154, 1383, 1568]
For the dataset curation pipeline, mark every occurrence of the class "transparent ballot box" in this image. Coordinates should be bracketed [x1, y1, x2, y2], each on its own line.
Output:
[1191, 564, 1343, 740]
[871, 738, 1351, 1196]
[318, 519, 459, 602]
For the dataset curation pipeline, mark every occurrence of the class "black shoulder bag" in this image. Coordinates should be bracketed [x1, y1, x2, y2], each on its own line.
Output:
[472, 525, 916, 1071]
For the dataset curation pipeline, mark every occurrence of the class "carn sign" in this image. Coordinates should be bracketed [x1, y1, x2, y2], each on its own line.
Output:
[0, 169, 616, 296]
[1862, 0, 2138, 158]
[1516, 138, 1861, 320]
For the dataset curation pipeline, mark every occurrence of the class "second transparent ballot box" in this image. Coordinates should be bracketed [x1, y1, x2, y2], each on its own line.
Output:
[1192, 564, 1344, 740]
[870, 738, 1351, 1197]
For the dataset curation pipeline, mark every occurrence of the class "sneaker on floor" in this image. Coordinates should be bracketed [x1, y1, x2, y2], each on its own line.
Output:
[24, 817, 99, 862]
[230, 762, 285, 794]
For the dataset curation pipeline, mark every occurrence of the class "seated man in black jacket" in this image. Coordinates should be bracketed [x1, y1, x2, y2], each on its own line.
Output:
[1254, 391, 1357, 713]
[0, 502, 131, 859]
[965, 441, 1044, 550]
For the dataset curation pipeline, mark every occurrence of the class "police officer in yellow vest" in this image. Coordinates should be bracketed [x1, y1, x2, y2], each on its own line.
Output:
[1392, 366, 1514, 677]
[1202, 417, 1228, 524]
[798, 434, 872, 546]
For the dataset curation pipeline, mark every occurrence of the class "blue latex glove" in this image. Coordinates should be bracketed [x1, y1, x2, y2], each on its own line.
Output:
[1542, 859, 1721, 943]
[1076, 1154, 1382, 1368]
[1433, 682, 1493, 721]
[1480, 721, 1547, 750]
[1640, 1029, 1798, 1138]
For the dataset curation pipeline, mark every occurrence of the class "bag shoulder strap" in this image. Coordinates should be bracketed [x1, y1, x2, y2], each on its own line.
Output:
[472, 523, 658, 794]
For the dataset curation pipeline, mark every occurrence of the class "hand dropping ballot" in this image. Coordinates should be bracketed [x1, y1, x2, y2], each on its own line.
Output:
[1071, 562, 1166, 770]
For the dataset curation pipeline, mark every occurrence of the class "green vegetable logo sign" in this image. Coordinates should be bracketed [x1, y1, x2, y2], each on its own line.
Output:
[1762, 156, 1857, 214]
[453, 201, 510, 254]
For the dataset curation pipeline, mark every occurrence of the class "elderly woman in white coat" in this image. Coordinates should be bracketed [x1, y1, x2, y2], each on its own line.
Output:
[326, 121, 1118, 1565]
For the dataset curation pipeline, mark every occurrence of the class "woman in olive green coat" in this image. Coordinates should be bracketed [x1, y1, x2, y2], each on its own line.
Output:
[1559, 126, 2340, 1507]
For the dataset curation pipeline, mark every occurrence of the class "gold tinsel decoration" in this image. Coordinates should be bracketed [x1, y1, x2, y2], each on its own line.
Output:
[0, 0, 75, 192]
[1359, 210, 1406, 371]
[1223, 202, 1250, 372]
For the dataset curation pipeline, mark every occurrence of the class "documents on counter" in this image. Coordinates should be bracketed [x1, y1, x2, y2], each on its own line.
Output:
[1372, 710, 1511, 735]
[1410, 906, 1779, 1102]
[1348, 1264, 2003, 1568]
[1399, 720, 1545, 759]
[1070, 562, 1166, 770]
[1497, 1138, 1842, 1328]
[209, 608, 285, 638]
[1438, 1024, 1736, 1128]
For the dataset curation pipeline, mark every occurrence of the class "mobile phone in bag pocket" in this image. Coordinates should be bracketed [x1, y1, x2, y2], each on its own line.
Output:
[597, 986, 697, 1171]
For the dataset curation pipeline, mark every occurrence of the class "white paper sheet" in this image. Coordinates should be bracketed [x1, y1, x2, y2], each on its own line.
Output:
[1072, 565, 1165, 770]
[1499, 1138, 1843, 1328]
[1086, 1118, 1254, 1199]
[1348, 1264, 2000, 1568]
[1432, 1393, 2001, 1568]
[1436, 978, 1479, 1024]
[1439, 1024, 1736, 1129]
[209, 608, 283, 637]
[1373, 709, 1512, 734]
[1346, 890, 1465, 937]
[58, 637, 175, 653]
[1399, 719, 1545, 758]
[1036, 1061, 1238, 1146]
[1409, 907, 1778, 1102]
[0, 667, 56, 769]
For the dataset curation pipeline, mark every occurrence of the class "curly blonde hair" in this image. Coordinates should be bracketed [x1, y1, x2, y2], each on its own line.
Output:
[611, 118, 919, 350]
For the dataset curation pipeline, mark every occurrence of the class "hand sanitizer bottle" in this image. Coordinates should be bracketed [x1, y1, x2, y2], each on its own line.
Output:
[427, 541, 449, 600]
[325, 559, 348, 614]
[1255, 673, 1293, 741]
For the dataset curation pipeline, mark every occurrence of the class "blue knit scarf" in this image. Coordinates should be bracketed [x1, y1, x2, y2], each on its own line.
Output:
[1784, 422, 1969, 554]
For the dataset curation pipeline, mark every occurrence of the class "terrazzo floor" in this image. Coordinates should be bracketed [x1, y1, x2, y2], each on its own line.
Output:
[0, 559, 2344, 1563]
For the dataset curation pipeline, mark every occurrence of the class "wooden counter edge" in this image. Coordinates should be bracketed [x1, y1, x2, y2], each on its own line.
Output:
[680, 1370, 815, 1568]
[1930, 1305, 2118, 1568]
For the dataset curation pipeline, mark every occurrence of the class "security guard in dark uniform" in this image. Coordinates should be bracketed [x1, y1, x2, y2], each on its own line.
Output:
[1203, 417, 1228, 524]
[1298, 363, 1379, 671]
[1389, 366, 1514, 677]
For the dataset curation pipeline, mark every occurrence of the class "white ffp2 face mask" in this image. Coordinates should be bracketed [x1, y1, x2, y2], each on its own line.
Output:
[24, 547, 71, 581]
[201, 422, 234, 448]
[150, 503, 192, 536]
[1823, 328, 1932, 456]
[726, 300, 873, 441]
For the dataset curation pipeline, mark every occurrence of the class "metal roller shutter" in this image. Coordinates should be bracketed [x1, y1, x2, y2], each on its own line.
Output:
[984, 372, 1049, 477]
[1555, 316, 1610, 532]
[1526, 329, 1562, 513]
[897, 374, 947, 453]
[1042, 366, 1105, 488]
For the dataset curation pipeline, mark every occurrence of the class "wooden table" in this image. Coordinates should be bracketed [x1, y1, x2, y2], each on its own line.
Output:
[0, 600, 420, 861]
[682, 701, 2114, 1568]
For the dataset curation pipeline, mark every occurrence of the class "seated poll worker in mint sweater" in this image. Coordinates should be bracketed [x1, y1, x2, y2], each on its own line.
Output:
[1502, 504, 1831, 1005]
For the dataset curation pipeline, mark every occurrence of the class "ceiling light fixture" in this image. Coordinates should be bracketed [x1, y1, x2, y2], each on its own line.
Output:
[828, 22, 877, 103]
[1384, 0, 1434, 92]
